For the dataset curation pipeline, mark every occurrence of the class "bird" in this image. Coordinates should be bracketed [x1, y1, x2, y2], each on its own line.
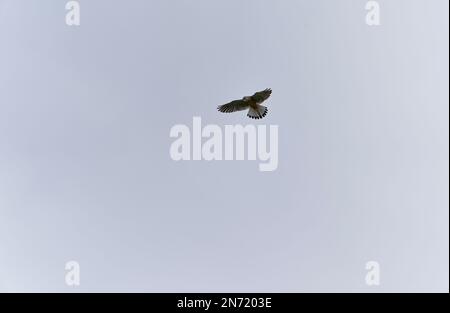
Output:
[217, 88, 272, 119]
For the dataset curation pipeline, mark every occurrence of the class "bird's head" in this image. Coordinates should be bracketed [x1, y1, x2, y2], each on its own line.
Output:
[243, 96, 252, 101]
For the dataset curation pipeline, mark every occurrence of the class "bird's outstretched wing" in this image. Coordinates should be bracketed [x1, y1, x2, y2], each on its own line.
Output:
[217, 100, 249, 113]
[251, 88, 272, 103]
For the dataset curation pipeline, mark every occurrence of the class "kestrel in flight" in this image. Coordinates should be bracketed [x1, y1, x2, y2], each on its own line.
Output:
[217, 88, 272, 119]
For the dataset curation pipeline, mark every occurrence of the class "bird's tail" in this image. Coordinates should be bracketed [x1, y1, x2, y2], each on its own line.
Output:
[247, 105, 268, 119]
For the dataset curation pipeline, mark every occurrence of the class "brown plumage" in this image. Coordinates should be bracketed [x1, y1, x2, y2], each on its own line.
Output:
[217, 88, 272, 119]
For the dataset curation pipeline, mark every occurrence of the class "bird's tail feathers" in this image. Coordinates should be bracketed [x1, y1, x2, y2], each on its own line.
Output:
[247, 105, 268, 119]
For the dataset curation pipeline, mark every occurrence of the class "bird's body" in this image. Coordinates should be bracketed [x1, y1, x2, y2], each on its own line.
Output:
[217, 88, 272, 119]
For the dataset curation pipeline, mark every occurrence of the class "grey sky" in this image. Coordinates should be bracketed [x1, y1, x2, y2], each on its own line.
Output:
[0, 0, 448, 292]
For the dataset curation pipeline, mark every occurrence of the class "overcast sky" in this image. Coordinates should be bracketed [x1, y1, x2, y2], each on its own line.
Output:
[0, 0, 448, 292]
